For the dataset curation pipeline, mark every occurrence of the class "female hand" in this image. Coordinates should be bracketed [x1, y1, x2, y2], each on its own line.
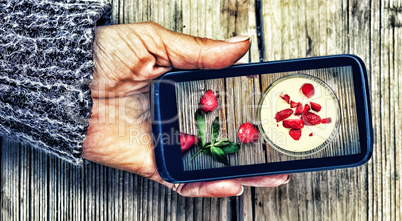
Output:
[83, 22, 289, 197]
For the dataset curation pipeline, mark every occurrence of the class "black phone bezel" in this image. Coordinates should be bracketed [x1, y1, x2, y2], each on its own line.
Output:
[151, 54, 373, 183]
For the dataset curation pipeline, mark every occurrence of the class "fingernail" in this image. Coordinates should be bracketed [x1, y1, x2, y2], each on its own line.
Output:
[225, 35, 250, 43]
[236, 186, 244, 196]
[283, 175, 291, 185]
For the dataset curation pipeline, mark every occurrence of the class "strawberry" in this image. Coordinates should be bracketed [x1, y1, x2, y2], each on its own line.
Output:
[199, 89, 218, 112]
[303, 104, 310, 115]
[280, 93, 291, 104]
[289, 129, 302, 140]
[300, 83, 315, 98]
[321, 117, 332, 124]
[290, 101, 298, 108]
[274, 109, 294, 122]
[294, 102, 303, 115]
[238, 123, 259, 144]
[309, 133, 313, 137]
[310, 102, 321, 112]
[282, 119, 304, 129]
[303, 112, 322, 126]
[180, 133, 198, 154]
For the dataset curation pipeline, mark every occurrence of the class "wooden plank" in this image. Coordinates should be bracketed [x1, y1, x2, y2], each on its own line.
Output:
[370, 1, 402, 221]
[393, 2, 402, 221]
[48, 154, 57, 221]
[21, 145, 31, 221]
[381, 1, 393, 219]
[370, 1, 381, 219]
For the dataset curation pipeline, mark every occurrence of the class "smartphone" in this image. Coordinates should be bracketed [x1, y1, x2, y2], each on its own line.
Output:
[151, 54, 373, 183]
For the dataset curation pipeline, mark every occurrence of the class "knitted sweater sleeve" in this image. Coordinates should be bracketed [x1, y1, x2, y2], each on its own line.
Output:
[0, 0, 110, 165]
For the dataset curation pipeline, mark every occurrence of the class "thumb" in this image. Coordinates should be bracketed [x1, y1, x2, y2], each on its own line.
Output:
[160, 29, 250, 69]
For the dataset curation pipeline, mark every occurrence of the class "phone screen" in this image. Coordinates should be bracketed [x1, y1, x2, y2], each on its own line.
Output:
[175, 66, 361, 171]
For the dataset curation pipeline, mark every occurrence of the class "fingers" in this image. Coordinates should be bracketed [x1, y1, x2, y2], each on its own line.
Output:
[142, 167, 245, 198]
[141, 165, 245, 198]
[173, 180, 243, 197]
[237, 174, 290, 187]
[167, 174, 290, 198]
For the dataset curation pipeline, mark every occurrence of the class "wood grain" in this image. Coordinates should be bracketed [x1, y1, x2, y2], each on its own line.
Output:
[1, 0, 402, 220]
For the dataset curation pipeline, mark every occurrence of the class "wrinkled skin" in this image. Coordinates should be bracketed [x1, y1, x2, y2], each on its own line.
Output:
[83, 22, 289, 197]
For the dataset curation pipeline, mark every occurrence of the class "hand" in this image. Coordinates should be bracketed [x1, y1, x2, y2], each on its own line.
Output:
[83, 22, 289, 197]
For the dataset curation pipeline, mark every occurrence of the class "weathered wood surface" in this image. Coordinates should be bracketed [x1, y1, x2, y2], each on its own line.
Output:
[1, 0, 401, 220]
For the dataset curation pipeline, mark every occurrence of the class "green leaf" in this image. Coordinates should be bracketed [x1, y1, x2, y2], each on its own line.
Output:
[195, 110, 206, 147]
[211, 146, 229, 165]
[211, 117, 220, 144]
[221, 142, 240, 154]
[202, 148, 212, 155]
[214, 139, 230, 147]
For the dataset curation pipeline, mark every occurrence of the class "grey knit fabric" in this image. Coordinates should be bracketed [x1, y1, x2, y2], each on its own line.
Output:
[0, 0, 109, 165]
